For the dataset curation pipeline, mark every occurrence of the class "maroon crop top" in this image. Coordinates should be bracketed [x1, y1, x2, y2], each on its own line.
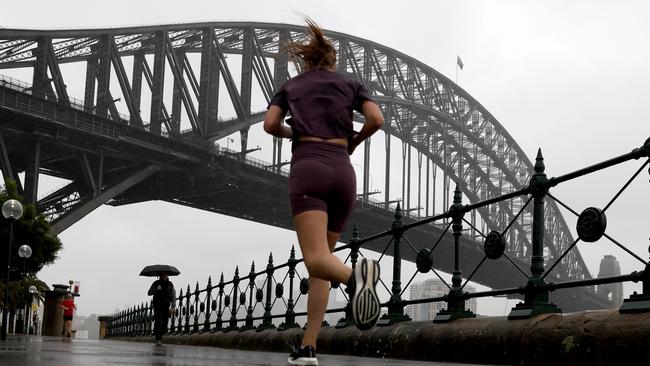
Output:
[267, 69, 374, 139]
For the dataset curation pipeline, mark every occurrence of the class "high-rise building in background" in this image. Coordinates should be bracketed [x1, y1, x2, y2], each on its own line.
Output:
[406, 279, 477, 320]
[596, 255, 623, 307]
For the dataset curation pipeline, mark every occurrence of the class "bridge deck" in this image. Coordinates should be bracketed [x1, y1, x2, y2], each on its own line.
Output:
[0, 84, 608, 311]
[0, 335, 471, 365]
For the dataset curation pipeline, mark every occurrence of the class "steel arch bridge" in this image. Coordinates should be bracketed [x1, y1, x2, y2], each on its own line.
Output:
[0, 22, 594, 304]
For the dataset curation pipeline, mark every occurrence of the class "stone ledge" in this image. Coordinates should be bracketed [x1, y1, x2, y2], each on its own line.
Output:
[112, 309, 650, 365]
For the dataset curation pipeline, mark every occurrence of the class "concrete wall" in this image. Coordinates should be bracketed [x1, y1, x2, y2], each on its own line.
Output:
[112, 310, 650, 365]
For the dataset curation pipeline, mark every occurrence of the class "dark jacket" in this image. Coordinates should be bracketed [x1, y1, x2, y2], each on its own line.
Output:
[148, 279, 176, 307]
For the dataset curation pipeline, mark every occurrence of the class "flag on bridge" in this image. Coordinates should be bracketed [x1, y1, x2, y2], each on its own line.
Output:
[457, 55, 464, 70]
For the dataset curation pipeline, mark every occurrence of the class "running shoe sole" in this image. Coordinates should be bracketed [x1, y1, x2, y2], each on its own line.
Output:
[351, 258, 380, 330]
[287, 356, 318, 365]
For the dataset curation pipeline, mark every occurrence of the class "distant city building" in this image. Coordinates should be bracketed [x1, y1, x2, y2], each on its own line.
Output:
[406, 279, 476, 320]
[596, 255, 623, 307]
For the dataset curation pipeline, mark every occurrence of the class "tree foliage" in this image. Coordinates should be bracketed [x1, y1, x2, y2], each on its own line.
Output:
[0, 275, 48, 311]
[0, 180, 62, 292]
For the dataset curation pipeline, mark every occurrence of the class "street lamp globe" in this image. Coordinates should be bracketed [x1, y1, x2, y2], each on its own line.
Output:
[2, 199, 23, 220]
[18, 244, 32, 259]
[28, 285, 38, 294]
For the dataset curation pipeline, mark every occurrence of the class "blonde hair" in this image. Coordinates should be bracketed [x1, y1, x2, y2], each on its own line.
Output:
[284, 18, 336, 71]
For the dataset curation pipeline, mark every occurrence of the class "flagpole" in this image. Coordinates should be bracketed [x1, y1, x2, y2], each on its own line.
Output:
[455, 55, 459, 84]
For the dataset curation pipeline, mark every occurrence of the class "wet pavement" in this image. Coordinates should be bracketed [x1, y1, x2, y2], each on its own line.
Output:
[0, 335, 484, 365]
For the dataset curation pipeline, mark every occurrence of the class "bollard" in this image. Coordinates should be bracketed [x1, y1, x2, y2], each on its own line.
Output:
[41, 284, 68, 336]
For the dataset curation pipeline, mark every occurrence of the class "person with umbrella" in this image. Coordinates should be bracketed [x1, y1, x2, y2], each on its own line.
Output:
[142, 264, 178, 345]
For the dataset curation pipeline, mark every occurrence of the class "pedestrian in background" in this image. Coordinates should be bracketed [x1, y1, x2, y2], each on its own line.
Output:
[264, 17, 384, 366]
[59, 293, 76, 339]
[147, 272, 176, 345]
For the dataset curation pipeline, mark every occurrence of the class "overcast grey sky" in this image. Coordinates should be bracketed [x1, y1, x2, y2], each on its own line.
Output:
[1, 0, 649, 317]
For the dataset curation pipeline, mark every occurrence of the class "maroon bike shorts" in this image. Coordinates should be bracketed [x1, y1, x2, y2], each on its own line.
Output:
[289, 141, 356, 233]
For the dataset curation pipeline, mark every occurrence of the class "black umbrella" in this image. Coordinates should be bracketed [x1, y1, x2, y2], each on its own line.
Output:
[139, 264, 180, 277]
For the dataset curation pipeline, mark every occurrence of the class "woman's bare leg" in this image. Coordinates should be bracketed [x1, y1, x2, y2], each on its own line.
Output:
[63, 320, 71, 337]
[293, 211, 352, 284]
[293, 211, 352, 348]
[302, 230, 345, 348]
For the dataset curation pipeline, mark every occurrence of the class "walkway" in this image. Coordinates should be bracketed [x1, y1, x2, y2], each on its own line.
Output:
[0, 335, 481, 365]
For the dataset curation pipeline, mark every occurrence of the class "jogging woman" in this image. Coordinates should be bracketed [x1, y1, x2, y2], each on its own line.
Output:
[60, 293, 76, 339]
[264, 19, 384, 366]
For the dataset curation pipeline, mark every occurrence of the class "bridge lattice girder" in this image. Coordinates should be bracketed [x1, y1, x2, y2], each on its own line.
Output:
[0, 22, 590, 281]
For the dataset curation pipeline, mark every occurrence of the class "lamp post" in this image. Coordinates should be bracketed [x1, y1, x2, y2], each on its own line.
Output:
[1, 199, 23, 341]
[27, 285, 37, 335]
[18, 244, 31, 334]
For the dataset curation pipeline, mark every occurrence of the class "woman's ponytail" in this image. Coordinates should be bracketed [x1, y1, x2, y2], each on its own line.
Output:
[284, 18, 336, 71]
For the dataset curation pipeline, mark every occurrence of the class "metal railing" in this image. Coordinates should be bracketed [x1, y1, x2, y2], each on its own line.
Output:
[105, 137, 650, 337]
[0, 74, 176, 138]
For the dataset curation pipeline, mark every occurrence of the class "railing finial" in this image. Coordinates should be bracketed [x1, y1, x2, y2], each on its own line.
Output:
[535, 148, 545, 173]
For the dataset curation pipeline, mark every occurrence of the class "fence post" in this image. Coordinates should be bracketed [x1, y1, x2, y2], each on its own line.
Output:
[133, 304, 140, 337]
[192, 282, 200, 332]
[134, 304, 141, 336]
[258, 253, 276, 331]
[620, 245, 650, 313]
[184, 285, 191, 333]
[242, 262, 256, 331]
[213, 273, 224, 332]
[113, 312, 118, 337]
[336, 224, 360, 328]
[139, 303, 146, 336]
[278, 245, 300, 330]
[141, 303, 147, 336]
[225, 266, 240, 332]
[434, 185, 476, 322]
[378, 203, 411, 325]
[509, 149, 562, 319]
[142, 303, 148, 337]
[120, 311, 125, 337]
[121, 310, 126, 337]
[146, 301, 153, 337]
[175, 288, 183, 333]
[203, 276, 212, 332]
[171, 297, 178, 335]
[128, 306, 134, 336]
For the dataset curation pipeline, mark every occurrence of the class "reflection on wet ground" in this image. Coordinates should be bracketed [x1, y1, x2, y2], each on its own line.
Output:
[0, 335, 484, 365]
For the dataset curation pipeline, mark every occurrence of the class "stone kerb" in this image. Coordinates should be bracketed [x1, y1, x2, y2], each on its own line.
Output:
[111, 309, 650, 365]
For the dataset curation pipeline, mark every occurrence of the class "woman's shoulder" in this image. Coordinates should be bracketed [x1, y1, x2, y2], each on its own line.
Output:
[292, 69, 360, 88]
[324, 70, 364, 89]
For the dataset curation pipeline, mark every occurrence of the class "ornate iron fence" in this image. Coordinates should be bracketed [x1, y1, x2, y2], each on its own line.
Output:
[105, 137, 650, 337]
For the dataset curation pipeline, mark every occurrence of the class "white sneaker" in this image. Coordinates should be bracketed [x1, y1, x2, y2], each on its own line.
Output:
[350, 258, 381, 330]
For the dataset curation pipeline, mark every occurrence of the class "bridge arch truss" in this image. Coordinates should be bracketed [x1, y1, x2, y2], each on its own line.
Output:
[0, 22, 589, 281]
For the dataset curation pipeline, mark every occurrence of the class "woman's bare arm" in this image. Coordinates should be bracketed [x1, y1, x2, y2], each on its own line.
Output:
[349, 101, 384, 154]
[263, 106, 293, 139]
